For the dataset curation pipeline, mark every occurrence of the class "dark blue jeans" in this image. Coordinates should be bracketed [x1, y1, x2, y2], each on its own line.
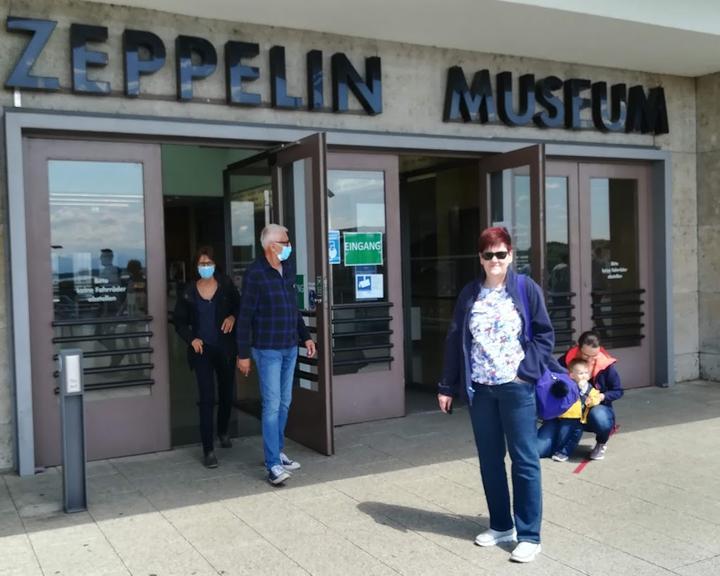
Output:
[537, 418, 583, 458]
[584, 404, 615, 444]
[468, 381, 542, 544]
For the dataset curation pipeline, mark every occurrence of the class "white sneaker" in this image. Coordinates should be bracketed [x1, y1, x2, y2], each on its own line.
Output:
[551, 452, 569, 462]
[474, 527, 517, 547]
[590, 443, 607, 460]
[280, 452, 301, 471]
[510, 542, 542, 563]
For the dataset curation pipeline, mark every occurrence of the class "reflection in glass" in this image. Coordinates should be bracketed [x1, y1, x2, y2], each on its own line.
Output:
[328, 170, 389, 375]
[544, 176, 573, 351]
[404, 162, 479, 389]
[590, 178, 643, 348]
[489, 169, 532, 275]
[49, 160, 150, 387]
[49, 161, 147, 320]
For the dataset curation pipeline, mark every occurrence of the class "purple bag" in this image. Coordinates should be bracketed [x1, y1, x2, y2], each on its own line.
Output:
[517, 275, 579, 420]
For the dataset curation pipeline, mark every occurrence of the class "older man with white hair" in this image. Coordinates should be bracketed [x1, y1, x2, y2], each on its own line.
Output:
[235, 224, 316, 485]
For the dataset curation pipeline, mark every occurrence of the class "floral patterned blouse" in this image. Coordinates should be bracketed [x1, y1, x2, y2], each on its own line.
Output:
[469, 285, 525, 385]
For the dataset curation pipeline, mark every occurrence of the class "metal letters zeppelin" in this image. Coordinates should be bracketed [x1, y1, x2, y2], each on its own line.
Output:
[4, 16, 382, 115]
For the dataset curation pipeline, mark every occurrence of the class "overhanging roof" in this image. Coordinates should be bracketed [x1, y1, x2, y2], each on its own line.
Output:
[79, 0, 720, 76]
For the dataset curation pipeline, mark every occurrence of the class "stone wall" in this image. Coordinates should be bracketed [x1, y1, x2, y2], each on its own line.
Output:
[697, 73, 720, 380]
[0, 0, 703, 468]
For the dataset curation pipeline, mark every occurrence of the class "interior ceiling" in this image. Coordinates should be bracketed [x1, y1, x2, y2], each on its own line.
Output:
[82, 0, 720, 76]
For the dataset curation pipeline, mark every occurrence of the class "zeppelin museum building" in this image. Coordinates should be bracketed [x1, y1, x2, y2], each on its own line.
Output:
[1, 0, 719, 475]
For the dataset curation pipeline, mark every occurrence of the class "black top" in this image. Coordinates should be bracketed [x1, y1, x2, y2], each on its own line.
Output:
[173, 272, 240, 366]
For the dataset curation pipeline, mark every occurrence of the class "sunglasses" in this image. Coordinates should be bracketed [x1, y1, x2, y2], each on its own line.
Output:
[481, 251, 509, 261]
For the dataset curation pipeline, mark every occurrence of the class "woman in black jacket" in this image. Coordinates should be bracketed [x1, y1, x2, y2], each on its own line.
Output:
[174, 246, 240, 468]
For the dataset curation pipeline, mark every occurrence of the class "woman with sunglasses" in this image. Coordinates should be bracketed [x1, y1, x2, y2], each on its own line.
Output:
[438, 226, 555, 563]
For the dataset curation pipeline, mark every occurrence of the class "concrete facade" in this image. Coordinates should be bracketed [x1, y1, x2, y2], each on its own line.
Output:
[697, 73, 720, 381]
[0, 0, 709, 469]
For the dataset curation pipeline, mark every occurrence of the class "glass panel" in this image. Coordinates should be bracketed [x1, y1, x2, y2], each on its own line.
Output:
[545, 176, 574, 351]
[590, 178, 643, 348]
[489, 168, 532, 275]
[49, 160, 151, 388]
[281, 159, 318, 390]
[404, 163, 479, 389]
[227, 167, 271, 289]
[328, 170, 390, 375]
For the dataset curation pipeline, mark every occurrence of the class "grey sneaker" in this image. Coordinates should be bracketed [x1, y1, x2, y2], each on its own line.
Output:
[474, 527, 517, 547]
[280, 452, 301, 471]
[510, 542, 542, 563]
[268, 464, 290, 485]
[590, 442, 607, 460]
[551, 452, 569, 462]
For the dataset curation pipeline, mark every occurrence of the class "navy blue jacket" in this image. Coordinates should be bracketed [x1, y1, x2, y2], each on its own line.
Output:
[438, 268, 557, 405]
[235, 255, 311, 359]
[173, 272, 240, 367]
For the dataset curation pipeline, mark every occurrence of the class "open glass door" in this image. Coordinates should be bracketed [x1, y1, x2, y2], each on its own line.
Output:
[225, 134, 333, 456]
[273, 133, 333, 455]
[479, 145, 546, 284]
[265, 134, 333, 455]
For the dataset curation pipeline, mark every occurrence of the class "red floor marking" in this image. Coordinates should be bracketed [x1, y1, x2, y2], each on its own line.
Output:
[573, 423, 620, 474]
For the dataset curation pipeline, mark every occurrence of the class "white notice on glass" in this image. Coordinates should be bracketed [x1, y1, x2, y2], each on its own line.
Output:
[65, 355, 82, 394]
[355, 274, 384, 300]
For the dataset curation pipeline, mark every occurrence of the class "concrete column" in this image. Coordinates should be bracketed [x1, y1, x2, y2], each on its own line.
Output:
[696, 73, 720, 380]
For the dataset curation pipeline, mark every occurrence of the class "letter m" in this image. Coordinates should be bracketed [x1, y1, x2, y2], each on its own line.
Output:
[443, 67, 495, 123]
[625, 85, 669, 135]
[5, 17, 59, 91]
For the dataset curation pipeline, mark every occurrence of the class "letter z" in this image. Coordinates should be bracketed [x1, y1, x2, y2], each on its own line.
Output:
[5, 17, 59, 91]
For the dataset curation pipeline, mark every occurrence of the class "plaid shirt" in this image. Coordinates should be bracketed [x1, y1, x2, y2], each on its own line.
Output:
[235, 255, 310, 358]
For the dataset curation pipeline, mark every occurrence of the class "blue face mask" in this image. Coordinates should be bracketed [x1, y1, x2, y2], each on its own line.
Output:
[278, 245, 292, 262]
[198, 264, 215, 279]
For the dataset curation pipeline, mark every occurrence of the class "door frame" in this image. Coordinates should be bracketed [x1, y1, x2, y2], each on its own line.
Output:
[22, 137, 170, 468]
[326, 152, 404, 425]
[479, 144, 546, 284]
[578, 162, 654, 388]
[273, 133, 334, 456]
[5, 110, 673, 475]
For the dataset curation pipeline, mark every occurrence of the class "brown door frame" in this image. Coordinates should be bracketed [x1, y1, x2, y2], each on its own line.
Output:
[273, 133, 334, 456]
[23, 138, 170, 467]
[326, 152, 404, 425]
[578, 162, 653, 388]
[479, 144, 546, 284]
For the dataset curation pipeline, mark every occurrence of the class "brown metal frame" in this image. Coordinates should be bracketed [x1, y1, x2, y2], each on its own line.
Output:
[479, 145, 546, 285]
[273, 133, 334, 456]
[23, 138, 170, 467]
[578, 162, 653, 388]
[326, 152, 404, 425]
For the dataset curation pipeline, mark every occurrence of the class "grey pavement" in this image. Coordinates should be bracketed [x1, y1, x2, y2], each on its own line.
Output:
[2, 381, 720, 575]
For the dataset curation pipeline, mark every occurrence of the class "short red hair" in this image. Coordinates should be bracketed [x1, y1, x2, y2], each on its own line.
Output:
[478, 226, 513, 253]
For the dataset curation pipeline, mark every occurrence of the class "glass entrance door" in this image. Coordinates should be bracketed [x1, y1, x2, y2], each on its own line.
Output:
[480, 145, 546, 284]
[274, 133, 333, 455]
[579, 164, 652, 388]
[24, 139, 169, 467]
[225, 134, 334, 456]
[545, 161, 653, 388]
[327, 153, 403, 424]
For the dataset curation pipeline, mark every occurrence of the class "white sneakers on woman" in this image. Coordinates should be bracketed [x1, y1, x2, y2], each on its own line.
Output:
[474, 528, 541, 562]
[474, 527, 517, 546]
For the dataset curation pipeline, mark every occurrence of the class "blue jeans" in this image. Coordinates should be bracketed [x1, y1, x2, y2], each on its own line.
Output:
[252, 346, 298, 470]
[468, 381, 542, 544]
[537, 418, 583, 458]
[584, 404, 615, 444]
